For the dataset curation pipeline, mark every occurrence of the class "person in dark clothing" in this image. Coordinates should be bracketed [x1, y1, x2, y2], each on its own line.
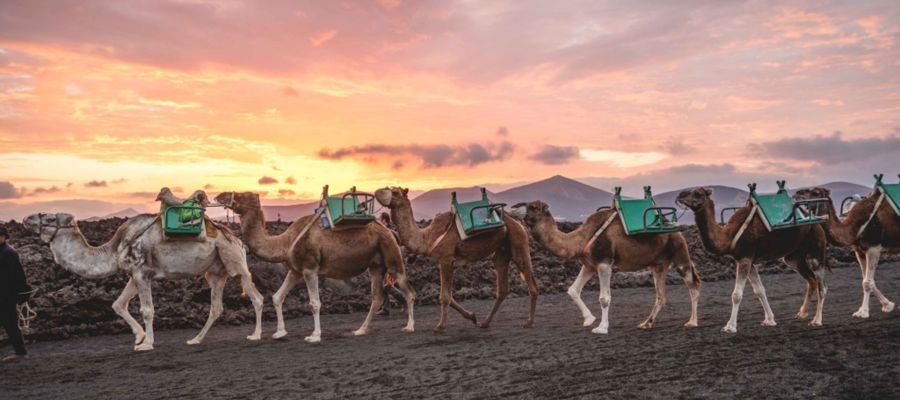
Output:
[0, 226, 29, 361]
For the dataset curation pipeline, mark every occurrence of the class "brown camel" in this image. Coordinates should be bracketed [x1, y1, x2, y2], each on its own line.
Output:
[214, 191, 416, 343]
[374, 187, 539, 332]
[676, 187, 828, 332]
[516, 201, 701, 334]
[793, 186, 898, 317]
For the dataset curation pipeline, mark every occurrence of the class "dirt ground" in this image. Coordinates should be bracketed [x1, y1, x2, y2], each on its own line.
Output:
[1, 265, 898, 400]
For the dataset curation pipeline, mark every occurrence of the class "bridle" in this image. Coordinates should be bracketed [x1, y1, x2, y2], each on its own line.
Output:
[37, 213, 76, 242]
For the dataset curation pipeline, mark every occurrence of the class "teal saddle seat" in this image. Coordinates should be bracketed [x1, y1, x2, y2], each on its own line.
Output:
[452, 188, 506, 239]
[614, 186, 680, 235]
[750, 180, 827, 230]
[321, 187, 376, 229]
[163, 199, 205, 236]
[875, 174, 900, 215]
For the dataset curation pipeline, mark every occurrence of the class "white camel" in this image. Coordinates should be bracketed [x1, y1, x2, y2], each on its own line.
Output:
[23, 212, 264, 351]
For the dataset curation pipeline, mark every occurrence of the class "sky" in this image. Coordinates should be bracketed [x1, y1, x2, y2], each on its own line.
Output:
[0, 0, 898, 219]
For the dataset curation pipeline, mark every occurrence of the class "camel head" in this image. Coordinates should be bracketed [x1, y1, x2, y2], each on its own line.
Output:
[214, 191, 260, 214]
[793, 187, 831, 201]
[676, 187, 713, 211]
[374, 187, 410, 209]
[23, 212, 77, 243]
[515, 200, 551, 228]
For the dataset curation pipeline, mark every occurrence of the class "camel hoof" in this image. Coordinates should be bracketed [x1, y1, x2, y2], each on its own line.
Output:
[402, 326, 415, 333]
[464, 313, 478, 325]
[684, 320, 698, 328]
[432, 325, 446, 334]
[134, 332, 146, 345]
[722, 325, 737, 333]
[134, 343, 154, 352]
[478, 321, 491, 329]
[523, 320, 534, 329]
[809, 320, 822, 327]
[352, 329, 368, 336]
[638, 321, 653, 330]
[304, 335, 321, 343]
[852, 309, 869, 319]
[186, 338, 201, 346]
[761, 319, 777, 327]
[882, 302, 895, 313]
[591, 325, 608, 335]
[795, 312, 809, 320]
[582, 315, 596, 327]
[272, 330, 288, 340]
[247, 333, 261, 341]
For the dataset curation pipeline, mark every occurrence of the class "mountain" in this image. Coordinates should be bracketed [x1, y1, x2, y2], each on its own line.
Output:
[494, 175, 615, 221]
[654, 185, 750, 225]
[410, 187, 497, 220]
[85, 208, 142, 221]
[260, 201, 319, 222]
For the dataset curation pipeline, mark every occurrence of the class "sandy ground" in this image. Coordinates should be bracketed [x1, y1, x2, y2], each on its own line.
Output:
[1, 265, 898, 400]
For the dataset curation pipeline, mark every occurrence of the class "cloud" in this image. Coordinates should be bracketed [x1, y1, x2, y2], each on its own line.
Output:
[660, 136, 696, 155]
[318, 141, 515, 168]
[29, 186, 62, 195]
[84, 180, 108, 188]
[278, 189, 296, 197]
[0, 182, 22, 199]
[285, 176, 297, 185]
[281, 86, 300, 97]
[665, 163, 737, 175]
[750, 131, 900, 164]
[203, 183, 214, 190]
[496, 126, 509, 137]
[529, 145, 580, 165]
[258, 176, 279, 185]
[111, 178, 127, 184]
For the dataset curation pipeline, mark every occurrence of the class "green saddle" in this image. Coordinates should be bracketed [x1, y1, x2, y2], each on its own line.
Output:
[452, 188, 505, 239]
[163, 199, 205, 236]
[614, 186, 680, 235]
[874, 174, 900, 215]
[320, 187, 375, 229]
[750, 180, 826, 231]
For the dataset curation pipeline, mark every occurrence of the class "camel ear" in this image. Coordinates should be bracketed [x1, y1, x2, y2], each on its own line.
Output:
[511, 202, 527, 209]
[703, 188, 713, 196]
[402, 188, 409, 196]
[57, 213, 75, 226]
[541, 203, 550, 213]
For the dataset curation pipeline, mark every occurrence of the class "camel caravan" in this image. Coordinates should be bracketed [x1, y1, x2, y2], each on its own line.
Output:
[19, 174, 900, 352]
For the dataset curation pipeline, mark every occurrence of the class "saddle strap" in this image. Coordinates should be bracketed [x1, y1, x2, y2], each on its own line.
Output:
[855, 192, 884, 240]
[730, 206, 757, 251]
[427, 214, 457, 257]
[582, 211, 618, 256]
[290, 207, 326, 251]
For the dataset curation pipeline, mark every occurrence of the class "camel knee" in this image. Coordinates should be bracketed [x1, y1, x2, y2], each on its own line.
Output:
[439, 292, 451, 306]
[140, 305, 154, 320]
[598, 295, 610, 308]
[731, 292, 743, 304]
[308, 299, 321, 311]
[751, 285, 766, 297]
[112, 300, 127, 314]
[862, 280, 874, 293]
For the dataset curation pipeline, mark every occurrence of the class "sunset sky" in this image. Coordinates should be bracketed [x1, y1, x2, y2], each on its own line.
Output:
[1, 0, 898, 219]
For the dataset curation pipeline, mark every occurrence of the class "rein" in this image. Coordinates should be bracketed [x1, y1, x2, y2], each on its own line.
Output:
[37, 213, 77, 243]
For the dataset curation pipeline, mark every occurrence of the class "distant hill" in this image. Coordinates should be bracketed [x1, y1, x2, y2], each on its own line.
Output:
[494, 175, 615, 221]
[85, 208, 142, 221]
[654, 185, 750, 225]
[260, 201, 319, 222]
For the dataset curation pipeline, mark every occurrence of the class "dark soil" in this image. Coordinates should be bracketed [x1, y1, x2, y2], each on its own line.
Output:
[1, 266, 898, 399]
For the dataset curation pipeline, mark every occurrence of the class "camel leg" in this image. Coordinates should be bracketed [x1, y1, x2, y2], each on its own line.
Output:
[747, 264, 776, 327]
[302, 269, 322, 343]
[239, 269, 264, 341]
[272, 269, 302, 339]
[111, 278, 145, 345]
[568, 264, 597, 327]
[379, 234, 416, 332]
[133, 273, 155, 351]
[785, 256, 813, 320]
[434, 262, 454, 333]
[479, 252, 511, 329]
[639, 264, 668, 329]
[855, 246, 893, 317]
[449, 297, 477, 324]
[811, 266, 827, 326]
[723, 259, 751, 333]
[394, 270, 416, 333]
[514, 251, 539, 328]
[591, 263, 612, 334]
[188, 272, 226, 345]
[354, 265, 386, 336]
[677, 263, 701, 328]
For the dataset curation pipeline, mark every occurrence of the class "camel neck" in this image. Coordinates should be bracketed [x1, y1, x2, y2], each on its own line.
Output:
[239, 206, 291, 262]
[49, 228, 119, 279]
[693, 200, 732, 255]
[826, 196, 873, 246]
[391, 200, 429, 254]
[532, 216, 591, 259]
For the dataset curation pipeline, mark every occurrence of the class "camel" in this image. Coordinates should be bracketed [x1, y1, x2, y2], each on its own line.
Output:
[676, 187, 828, 332]
[22, 212, 264, 351]
[793, 186, 899, 318]
[213, 191, 416, 343]
[515, 201, 701, 334]
[374, 187, 539, 332]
